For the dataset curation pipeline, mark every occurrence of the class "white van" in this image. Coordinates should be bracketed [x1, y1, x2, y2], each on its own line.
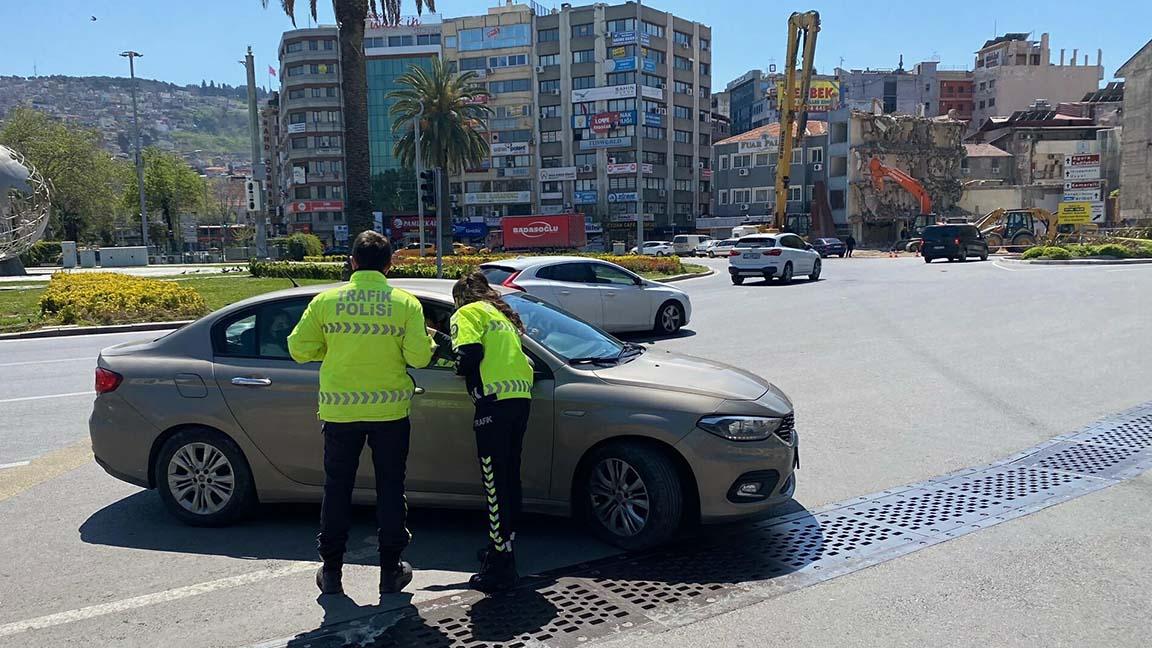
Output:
[673, 234, 712, 256]
[731, 225, 762, 239]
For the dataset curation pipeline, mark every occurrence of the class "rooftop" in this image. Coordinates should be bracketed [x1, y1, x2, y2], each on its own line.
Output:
[714, 121, 828, 146]
[963, 143, 1012, 158]
[980, 33, 1032, 50]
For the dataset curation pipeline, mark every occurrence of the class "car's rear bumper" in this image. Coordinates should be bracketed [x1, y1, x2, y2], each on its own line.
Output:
[89, 393, 162, 488]
[675, 428, 798, 523]
[728, 265, 779, 277]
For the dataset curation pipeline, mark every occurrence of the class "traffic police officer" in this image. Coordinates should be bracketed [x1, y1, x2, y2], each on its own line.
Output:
[288, 230, 435, 596]
[450, 271, 534, 592]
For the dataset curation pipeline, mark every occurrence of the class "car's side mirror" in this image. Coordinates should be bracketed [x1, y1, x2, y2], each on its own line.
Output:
[633, 276, 643, 286]
[804, 243, 813, 250]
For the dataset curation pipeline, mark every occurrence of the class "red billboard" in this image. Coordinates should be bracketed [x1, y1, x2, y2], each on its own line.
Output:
[502, 214, 587, 249]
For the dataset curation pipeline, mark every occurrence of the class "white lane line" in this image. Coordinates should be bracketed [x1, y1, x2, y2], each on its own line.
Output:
[0, 546, 378, 638]
[0, 357, 93, 368]
[0, 461, 31, 470]
[0, 391, 94, 404]
[992, 260, 1018, 272]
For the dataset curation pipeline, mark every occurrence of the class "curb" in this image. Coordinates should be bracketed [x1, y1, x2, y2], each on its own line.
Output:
[0, 320, 191, 341]
[655, 268, 715, 282]
[1005, 258, 1152, 266]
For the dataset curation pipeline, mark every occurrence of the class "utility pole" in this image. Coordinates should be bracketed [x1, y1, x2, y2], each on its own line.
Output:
[120, 50, 148, 251]
[635, 0, 644, 249]
[244, 47, 267, 258]
[414, 100, 425, 257]
[435, 168, 444, 278]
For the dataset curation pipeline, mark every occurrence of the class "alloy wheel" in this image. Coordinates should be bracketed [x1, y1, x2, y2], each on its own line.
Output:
[167, 442, 236, 516]
[589, 458, 650, 537]
[660, 303, 682, 333]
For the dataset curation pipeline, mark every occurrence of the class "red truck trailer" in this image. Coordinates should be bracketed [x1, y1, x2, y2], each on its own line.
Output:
[501, 213, 587, 250]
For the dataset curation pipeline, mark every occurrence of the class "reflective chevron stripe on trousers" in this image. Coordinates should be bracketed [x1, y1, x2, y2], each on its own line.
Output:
[472, 398, 532, 554]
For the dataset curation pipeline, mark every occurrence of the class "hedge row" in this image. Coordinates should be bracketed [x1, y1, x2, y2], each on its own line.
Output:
[1021, 242, 1152, 260]
[18, 240, 63, 267]
[254, 253, 684, 280]
[39, 272, 208, 325]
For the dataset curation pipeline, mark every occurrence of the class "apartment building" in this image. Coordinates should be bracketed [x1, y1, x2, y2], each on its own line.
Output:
[937, 70, 974, 120]
[837, 60, 941, 116]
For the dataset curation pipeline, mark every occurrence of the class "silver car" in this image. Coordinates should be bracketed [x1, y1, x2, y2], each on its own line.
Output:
[90, 280, 797, 550]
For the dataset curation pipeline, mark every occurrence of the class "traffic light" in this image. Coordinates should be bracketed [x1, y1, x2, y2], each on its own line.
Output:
[245, 179, 263, 213]
[419, 170, 437, 210]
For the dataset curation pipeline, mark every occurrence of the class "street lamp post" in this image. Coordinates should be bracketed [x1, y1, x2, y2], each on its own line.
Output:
[414, 100, 425, 257]
[120, 50, 148, 251]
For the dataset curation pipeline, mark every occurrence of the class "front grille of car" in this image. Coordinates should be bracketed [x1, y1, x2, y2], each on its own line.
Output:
[776, 413, 795, 444]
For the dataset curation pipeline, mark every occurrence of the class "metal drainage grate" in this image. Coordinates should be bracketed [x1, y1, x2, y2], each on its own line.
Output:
[942, 465, 1083, 502]
[842, 488, 1007, 534]
[1034, 443, 1140, 475]
[1075, 418, 1152, 450]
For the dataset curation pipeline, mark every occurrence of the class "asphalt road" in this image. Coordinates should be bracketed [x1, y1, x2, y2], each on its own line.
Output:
[0, 255, 1149, 647]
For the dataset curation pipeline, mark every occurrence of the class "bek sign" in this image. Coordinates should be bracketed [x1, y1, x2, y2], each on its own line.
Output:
[491, 142, 530, 156]
[1057, 201, 1093, 225]
[1063, 154, 1101, 181]
[539, 167, 578, 182]
[776, 80, 840, 111]
[1063, 180, 1102, 202]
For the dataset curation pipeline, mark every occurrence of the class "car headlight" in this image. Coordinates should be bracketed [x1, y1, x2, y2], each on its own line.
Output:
[697, 415, 782, 442]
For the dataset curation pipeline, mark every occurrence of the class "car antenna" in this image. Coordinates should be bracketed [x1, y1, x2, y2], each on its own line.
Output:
[288, 277, 300, 288]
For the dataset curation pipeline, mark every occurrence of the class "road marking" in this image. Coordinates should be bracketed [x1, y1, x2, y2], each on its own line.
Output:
[991, 260, 1018, 272]
[0, 357, 93, 368]
[0, 391, 94, 404]
[0, 461, 31, 470]
[0, 440, 94, 502]
[0, 546, 379, 638]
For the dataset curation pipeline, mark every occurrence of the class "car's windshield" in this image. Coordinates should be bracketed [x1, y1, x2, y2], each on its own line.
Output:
[922, 226, 958, 241]
[503, 293, 623, 362]
[735, 237, 776, 248]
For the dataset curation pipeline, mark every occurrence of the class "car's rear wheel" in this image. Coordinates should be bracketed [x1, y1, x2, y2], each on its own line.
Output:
[779, 262, 794, 284]
[957, 248, 967, 262]
[924, 255, 933, 263]
[808, 258, 821, 281]
[654, 300, 685, 335]
[155, 428, 255, 527]
[731, 275, 744, 285]
[579, 443, 683, 551]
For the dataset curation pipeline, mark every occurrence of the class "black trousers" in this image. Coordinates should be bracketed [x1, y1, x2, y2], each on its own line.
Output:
[474, 398, 531, 553]
[318, 418, 411, 566]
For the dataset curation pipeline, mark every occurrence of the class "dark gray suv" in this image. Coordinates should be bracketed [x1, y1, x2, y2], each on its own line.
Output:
[921, 224, 989, 263]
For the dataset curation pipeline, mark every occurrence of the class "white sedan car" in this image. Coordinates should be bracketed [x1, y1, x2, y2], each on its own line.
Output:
[708, 239, 739, 257]
[478, 256, 692, 334]
[727, 233, 822, 285]
[629, 241, 675, 256]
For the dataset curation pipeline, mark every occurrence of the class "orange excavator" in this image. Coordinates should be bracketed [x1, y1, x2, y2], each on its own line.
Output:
[868, 158, 935, 229]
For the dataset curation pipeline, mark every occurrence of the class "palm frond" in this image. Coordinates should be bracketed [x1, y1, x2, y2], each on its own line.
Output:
[386, 57, 492, 172]
[260, 0, 318, 27]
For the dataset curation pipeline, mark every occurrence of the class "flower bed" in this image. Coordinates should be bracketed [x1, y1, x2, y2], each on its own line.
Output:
[38, 272, 208, 325]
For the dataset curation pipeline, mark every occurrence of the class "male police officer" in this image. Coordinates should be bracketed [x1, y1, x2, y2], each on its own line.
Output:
[288, 231, 435, 596]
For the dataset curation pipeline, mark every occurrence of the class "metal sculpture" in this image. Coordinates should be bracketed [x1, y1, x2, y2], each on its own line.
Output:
[0, 145, 51, 275]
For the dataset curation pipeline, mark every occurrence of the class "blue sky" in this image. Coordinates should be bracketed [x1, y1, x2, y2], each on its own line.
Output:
[1, 1, 1147, 89]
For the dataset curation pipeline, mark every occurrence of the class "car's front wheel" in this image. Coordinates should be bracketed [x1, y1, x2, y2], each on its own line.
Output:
[579, 443, 684, 551]
[654, 300, 685, 335]
[731, 275, 744, 285]
[154, 428, 256, 526]
[779, 262, 794, 284]
[808, 258, 821, 281]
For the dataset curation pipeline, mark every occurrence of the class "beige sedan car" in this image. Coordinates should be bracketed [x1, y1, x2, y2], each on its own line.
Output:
[90, 280, 798, 550]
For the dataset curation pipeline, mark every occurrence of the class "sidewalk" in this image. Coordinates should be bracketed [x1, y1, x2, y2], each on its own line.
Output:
[1, 264, 244, 283]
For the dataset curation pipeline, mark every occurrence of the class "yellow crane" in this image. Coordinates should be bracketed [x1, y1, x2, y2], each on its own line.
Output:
[771, 11, 820, 233]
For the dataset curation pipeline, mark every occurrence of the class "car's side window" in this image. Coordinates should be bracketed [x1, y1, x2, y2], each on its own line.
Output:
[544, 262, 593, 283]
[420, 300, 456, 370]
[213, 298, 308, 359]
[591, 264, 636, 286]
[221, 314, 257, 356]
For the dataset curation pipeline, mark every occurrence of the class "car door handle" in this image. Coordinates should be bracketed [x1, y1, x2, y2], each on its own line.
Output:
[604, 292, 616, 297]
[559, 290, 571, 295]
[231, 376, 272, 387]
[413, 387, 425, 395]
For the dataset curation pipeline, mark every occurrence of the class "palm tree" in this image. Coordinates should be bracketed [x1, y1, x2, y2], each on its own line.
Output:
[388, 58, 491, 255]
[262, 0, 436, 237]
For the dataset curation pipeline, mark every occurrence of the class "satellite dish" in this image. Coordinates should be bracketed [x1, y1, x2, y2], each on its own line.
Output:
[0, 145, 51, 275]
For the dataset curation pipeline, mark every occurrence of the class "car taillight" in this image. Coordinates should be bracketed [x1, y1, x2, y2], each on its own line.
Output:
[501, 271, 526, 292]
[767, 249, 783, 256]
[955, 238, 961, 245]
[729, 249, 741, 256]
[95, 367, 123, 394]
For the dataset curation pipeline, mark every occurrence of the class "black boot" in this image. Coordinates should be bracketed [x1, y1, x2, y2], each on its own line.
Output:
[469, 549, 518, 593]
[380, 559, 414, 594]
[315, 565, 343, 595]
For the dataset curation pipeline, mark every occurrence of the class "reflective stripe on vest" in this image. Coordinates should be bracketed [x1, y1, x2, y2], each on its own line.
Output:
[321, 322, 406, 336]
[482, 379, 532, 397]
[318, 389, 415, 406]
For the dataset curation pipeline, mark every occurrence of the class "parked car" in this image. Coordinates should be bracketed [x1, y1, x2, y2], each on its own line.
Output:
[629, 241, 675, 256]
[921, 224, 989, 263]
[322, 246, 350, 258]
[708, 239, 739, 257]
[728, 234, 822, 285]
[673, 234, 712, 256]
[90, 280, 798, 550]
[809, 238, 846, 258]
[479, 256, 691, 335]
[695, 239, 720, 257]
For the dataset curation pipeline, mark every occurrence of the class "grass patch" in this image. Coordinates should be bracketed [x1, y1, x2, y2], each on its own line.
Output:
[173, 276, 329, 311]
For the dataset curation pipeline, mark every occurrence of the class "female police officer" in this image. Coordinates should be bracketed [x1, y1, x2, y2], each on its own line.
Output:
[450, 271, 533, 592]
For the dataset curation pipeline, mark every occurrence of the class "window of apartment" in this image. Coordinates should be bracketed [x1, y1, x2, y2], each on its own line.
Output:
[674, 81, 693, 95]
[643, 177, 666, 190]
[538, 28, 559, 42]
[492, 129, 532, 142]
[574, 153, 597, 167]
[310, 63, 335, 74]
[607, 124, 636, 138]
[541, 181, 563, 194]
[674, 56, 692, 71]
[754, 187, 771, 203]
[643, 126, 666, 140]
[646, 202, 667, 216]
[291, 136, 307, 149]
[488, 78, 531, 94]
[988, 97, 995, 107]
[540, 130, 561, 143]
[674, 178, 693, 191]
[286, 41, 304, 53]
[489, 54, 528, 68]
[988, 79, 996, 89]
[731, 189, 750, 203]
[699, 110, 711, 123]
[787, 186, 802, 202]
[539, 104, 560, 118]
[539, 79, 560, 94]
[991, 160, 1001, 174]
[700, 62, 710, 76]
[808, 147, 823, 164]
[289, 112, 306, 124]
[607, 98, 636, 112]
[699, 156, 709, 169]
[606, 72, 636, 85]
[754, 153, 770, 167]
[610, 176, 637, 190]
[287, 65, 305, 77]
[642, 21, 665, 38]
[978, 81, 986, 91]
[718, 190, 728, 205]
[642, 151, 666, 165]
[673, 154, 692, 168]
[700, 86, 710, 98]
[465, 181, 489, 193]
[388, 35, 414, 47]
[720, 156, 729, 170]
[492, 155, 531, 169]
[571, 23, 595, 38]
[541, 156, 562, 168]
[700, 133, 710, 145]
[674, 130, 692, 144]
[458, 24, 531, 51]
[572, 49, 595, 64]
[311, 87, 336, 97]
[645, 48, 666, 64]
[418, 34, 439, 45]
[791, 148, 802, 164]
[608, 151, 636, 164]
[642, 74, 664, 88]
[294, 187, 310, 199]
[575, 179, 596, 191]
[733, 154, 753, 168]
[288, 88, 305, 99]
[978, 100, 986, 109]
[673, 203, 692, 217]
[538, 53, 559, 67]
[673, 31, 691, 47]
[606, 18, 636, 33]
[699, 181, 710, 193]
[444, 35, 457, 48]
[572, 75, 596, 90]
[642, 100, 662, 115]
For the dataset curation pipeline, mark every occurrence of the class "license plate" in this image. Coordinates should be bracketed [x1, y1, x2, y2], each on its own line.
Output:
[932, 245, 945, 249]
[742, 252, 761, 259]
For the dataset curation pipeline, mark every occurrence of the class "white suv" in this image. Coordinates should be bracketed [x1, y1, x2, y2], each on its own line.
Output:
[727, 233, 822, 285]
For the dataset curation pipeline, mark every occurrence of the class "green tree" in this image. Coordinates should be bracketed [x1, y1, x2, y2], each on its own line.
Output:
[388, 58, 491, 251]
[122, 148, 206, 252]
[262, 0, 437, 238]
[0, 108, 128, 244]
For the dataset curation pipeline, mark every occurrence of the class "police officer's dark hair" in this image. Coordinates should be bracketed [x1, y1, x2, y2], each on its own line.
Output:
[351, 231, 392, 272]
[452, 271, 525, 332]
